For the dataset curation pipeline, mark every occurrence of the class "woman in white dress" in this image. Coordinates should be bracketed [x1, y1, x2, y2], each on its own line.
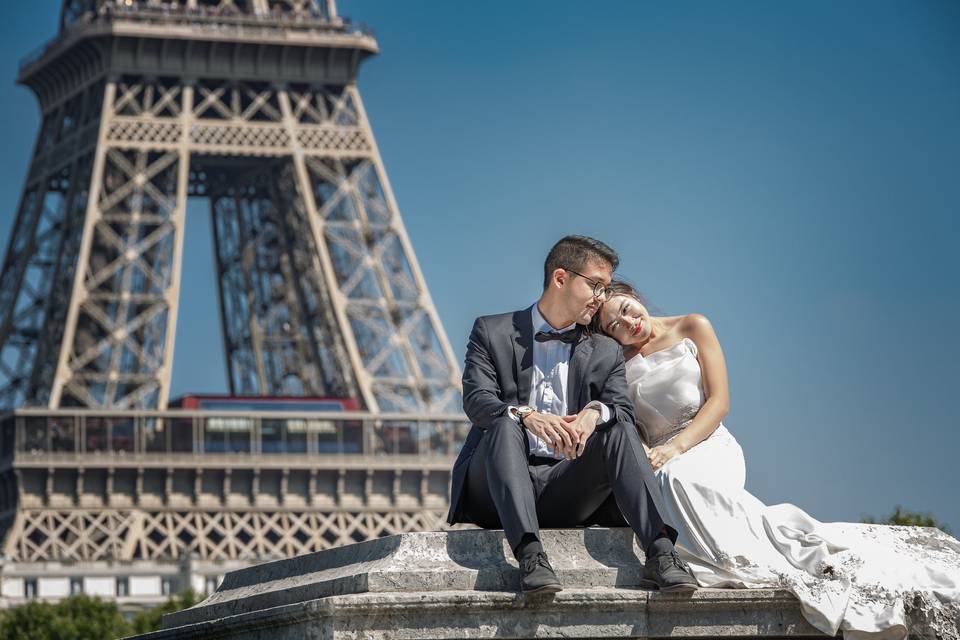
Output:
[593, 280, 960, 640]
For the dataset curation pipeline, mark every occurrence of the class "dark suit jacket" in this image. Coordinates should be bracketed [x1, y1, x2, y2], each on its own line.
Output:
[447, 305, 635, 525]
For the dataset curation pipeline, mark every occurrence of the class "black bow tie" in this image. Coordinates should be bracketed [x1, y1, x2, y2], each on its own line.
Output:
[534, 327, 581, 344]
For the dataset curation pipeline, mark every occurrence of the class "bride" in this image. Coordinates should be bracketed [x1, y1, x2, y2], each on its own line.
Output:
[593, 280, 960, 639]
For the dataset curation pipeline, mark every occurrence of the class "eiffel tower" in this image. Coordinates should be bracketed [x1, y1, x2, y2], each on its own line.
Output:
[0, 0, 466, 608]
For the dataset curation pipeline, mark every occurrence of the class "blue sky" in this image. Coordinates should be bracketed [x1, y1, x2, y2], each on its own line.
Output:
[1, 1, 958, 531]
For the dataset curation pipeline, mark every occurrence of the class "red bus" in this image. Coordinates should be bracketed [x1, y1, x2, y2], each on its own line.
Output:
[169, 395, 362, 453]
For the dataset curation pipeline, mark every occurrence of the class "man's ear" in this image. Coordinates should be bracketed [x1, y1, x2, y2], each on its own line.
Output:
[551, 268, 567, 289]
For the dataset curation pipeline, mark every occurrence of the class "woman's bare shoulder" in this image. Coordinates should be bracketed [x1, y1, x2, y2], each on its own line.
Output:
[676, 314, 722, 351]
[678, 313, 713, 332]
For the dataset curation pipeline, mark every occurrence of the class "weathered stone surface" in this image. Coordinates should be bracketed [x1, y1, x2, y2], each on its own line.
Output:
[137, 588, 828, 639]
[163, 528, 649, 629]
[133, 527, 960, 639]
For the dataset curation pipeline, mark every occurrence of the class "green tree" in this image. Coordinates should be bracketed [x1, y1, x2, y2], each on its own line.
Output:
[863, 505, 949, 533]
[0, 600, 61, 640]
[0, 590, 200, 639]
[0, 595, 131, 640]
[129, 589, 200, 635]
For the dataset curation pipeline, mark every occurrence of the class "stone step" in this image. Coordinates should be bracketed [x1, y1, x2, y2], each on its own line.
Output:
[148, 587, 830, 639]
[137, 526, 959, 639]
[164, 528, 648, 628]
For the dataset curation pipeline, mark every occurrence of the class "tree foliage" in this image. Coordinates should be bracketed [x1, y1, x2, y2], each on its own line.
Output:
[129, 589, 200, 635]
[0, 590, 199, 640]
[863, 505, 949, 532]
[0, 595, 129, 640]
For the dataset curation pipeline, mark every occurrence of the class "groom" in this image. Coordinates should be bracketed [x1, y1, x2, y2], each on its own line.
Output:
[447, 235, 697, 594]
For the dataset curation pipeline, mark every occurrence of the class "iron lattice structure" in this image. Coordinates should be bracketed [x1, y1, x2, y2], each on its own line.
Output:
[0, 0, 461, 415]
[0, 409, 465, 568]
[0, 0, 466, 603]
[10, 506, 449, 563]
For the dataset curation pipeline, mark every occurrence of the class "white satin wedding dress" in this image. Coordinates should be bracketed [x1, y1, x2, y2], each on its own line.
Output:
[627, 337, 960, 639]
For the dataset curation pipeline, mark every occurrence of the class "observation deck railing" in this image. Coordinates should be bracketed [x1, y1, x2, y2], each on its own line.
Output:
[19, 0, 375, 74]
[0, 409, 471, 466]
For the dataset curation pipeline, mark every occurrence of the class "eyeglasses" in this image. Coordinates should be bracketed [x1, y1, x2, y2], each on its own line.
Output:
[564, 268, 612, 301]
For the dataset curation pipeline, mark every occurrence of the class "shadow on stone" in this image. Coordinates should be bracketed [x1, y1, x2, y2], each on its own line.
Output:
[218, 534, 403, 591]
[445, 528, 518, 591]
[583, 526, 645, 588]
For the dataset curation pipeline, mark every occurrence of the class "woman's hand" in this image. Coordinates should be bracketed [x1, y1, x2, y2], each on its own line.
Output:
[647, 442, 683, 470]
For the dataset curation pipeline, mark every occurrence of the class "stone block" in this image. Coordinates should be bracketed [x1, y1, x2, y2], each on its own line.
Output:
[127, 527, 956, 638]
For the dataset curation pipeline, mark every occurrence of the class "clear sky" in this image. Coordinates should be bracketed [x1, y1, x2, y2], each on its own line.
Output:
[1, 2, 958, 532]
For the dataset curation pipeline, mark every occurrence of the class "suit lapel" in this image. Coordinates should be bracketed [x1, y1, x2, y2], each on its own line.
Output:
[567, 332, 595, 411]
[512, 307, 534, 405]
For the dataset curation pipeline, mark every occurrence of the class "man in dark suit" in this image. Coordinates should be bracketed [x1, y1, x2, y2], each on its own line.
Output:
[447, 235, 697, 594]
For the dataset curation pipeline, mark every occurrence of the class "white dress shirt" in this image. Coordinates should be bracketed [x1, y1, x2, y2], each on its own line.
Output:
[512, 304, 612, 459]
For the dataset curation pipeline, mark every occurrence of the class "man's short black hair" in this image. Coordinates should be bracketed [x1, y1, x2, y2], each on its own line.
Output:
[543, 235, 619, 290]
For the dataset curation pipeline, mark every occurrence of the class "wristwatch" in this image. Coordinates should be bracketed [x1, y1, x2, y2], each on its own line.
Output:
[515, 405, 535, 424]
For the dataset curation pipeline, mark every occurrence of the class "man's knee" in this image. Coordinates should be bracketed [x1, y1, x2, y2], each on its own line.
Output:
[486, 415, 524, 439]
[483, 416, 527, 456]
[604, 419, 639, 443]
[602, 420, 651, 464]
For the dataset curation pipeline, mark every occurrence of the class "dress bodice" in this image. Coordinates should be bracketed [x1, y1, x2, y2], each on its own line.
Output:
[625, 337, 709, 447]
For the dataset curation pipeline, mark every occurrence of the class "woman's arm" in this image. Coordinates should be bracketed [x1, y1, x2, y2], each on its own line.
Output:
[647, 314, 730, 469]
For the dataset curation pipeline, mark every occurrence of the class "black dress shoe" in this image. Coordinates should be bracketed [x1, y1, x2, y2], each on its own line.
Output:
[520, 551, 562, 594]
[641, 550, 698, 592]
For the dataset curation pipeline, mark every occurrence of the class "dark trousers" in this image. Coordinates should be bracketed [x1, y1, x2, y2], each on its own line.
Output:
[464, 416, 675, 556]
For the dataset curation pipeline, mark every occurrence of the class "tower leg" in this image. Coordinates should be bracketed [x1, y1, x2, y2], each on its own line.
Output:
[50, 78, 190, 409]
[281, 83, 462, 412]
[0, 83, 104, 409]
[209, 159, 359, 398]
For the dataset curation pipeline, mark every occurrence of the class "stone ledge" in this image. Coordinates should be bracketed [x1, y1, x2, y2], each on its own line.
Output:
[140, 588, 830, 639]
[163, 528, 649, 628]
[144, 526, 960, 638]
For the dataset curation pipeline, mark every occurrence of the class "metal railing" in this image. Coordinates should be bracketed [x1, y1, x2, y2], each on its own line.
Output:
[0, 409, 471, 462]
[20, 1, 375, 73]
[89, 2, 375, 35]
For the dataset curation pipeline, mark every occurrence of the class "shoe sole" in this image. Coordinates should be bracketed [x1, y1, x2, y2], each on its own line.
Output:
[521, 583, 563, 596]
[639, 578, 698, 593]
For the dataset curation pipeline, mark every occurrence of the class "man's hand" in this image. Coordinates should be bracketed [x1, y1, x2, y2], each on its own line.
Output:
[561, 406, 601, 458]
[523, 411, 580, 458]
